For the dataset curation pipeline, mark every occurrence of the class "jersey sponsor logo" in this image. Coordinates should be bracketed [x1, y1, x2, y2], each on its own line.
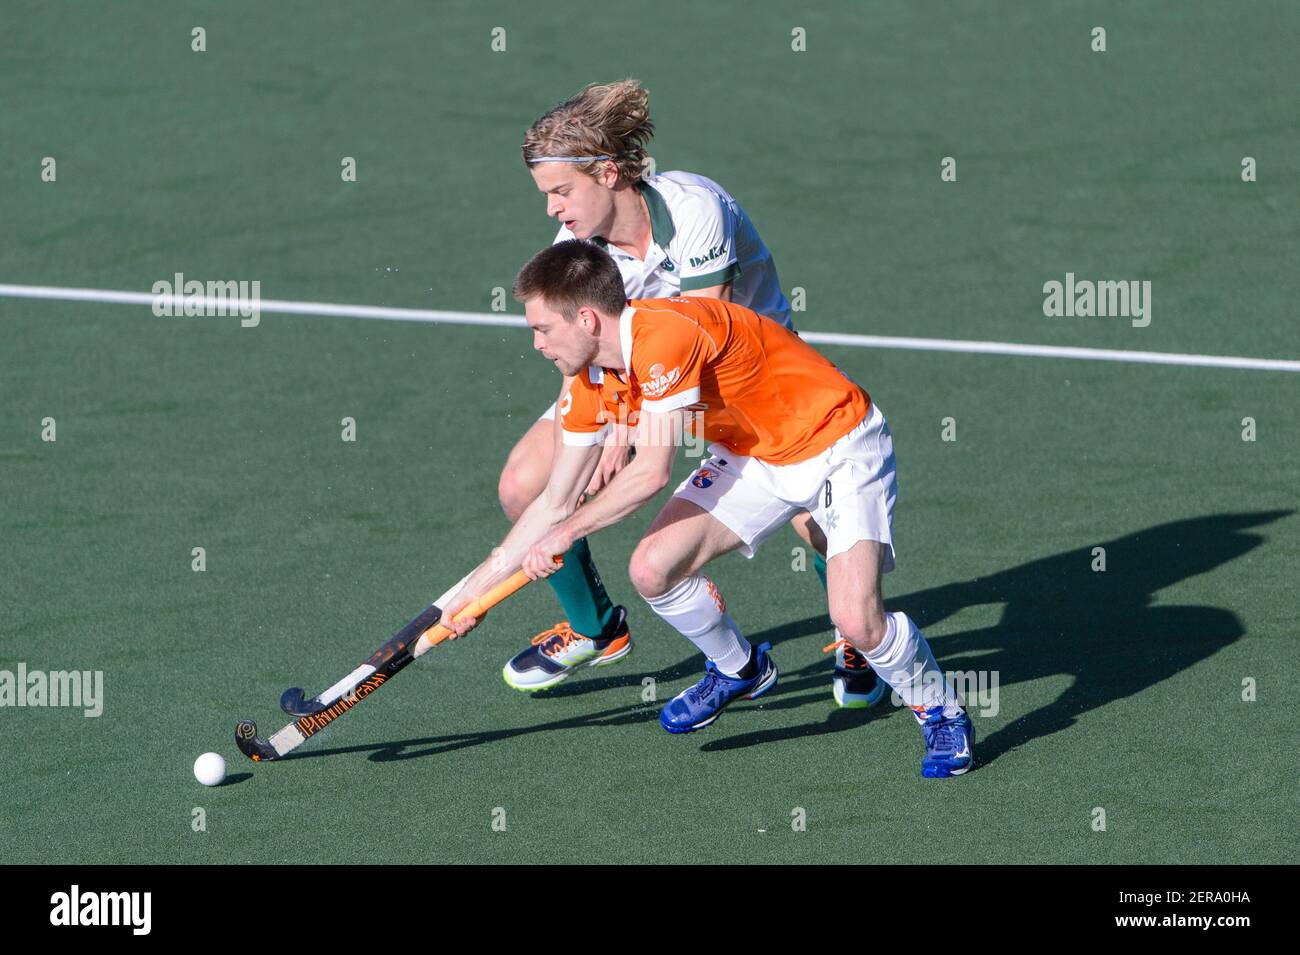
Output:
[691, 467, 716, 489]
[560, 391, 574, 417]
[641, 364, 681, 398]
[688, 242, 727, 269]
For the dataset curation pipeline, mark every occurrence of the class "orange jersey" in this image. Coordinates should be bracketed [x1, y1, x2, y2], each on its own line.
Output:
[561, 297, 870, 465]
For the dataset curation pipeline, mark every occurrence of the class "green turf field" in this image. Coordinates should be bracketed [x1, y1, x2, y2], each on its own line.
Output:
[3, 1, 1297, 864]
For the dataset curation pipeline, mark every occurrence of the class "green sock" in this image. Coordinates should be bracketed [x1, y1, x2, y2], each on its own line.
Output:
[548, 537, 616, 638]
[813, 552, 828, 592]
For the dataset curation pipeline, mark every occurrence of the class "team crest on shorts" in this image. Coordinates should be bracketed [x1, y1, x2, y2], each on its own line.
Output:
[691, 468, 716, 489]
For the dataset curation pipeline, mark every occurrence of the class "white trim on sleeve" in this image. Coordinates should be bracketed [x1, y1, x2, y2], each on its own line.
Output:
[619, 306, 635, 373]
[641, 387, 702, 415]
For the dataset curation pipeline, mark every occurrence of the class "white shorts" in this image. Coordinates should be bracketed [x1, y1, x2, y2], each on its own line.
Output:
[538, 401, 557, 422]
[672, 403, 897, 570]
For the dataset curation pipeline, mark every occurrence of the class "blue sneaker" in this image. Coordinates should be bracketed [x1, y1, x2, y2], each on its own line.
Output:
[914, 706, 975, 777]
[660, 643, 778, 734]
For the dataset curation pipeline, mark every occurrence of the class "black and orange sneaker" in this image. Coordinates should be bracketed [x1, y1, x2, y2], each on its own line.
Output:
[829, 636, 888, 708]
[502, 607, 632, 691]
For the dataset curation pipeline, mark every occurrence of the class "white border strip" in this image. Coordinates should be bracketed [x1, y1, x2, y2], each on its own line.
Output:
[2, 283, 1297, 373]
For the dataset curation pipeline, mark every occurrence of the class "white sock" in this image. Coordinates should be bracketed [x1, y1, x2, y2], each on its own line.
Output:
[865, 611, 963, 720]
[643, 574, 752, 676]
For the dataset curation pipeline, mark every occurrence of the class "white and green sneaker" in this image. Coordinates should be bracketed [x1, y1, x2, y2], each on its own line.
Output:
[502, 607, 633, 691]
[831, 640, 888, 708]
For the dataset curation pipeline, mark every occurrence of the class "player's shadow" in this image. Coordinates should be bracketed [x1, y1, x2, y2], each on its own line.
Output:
[703, 510, 1292, 764]
[281, 700, 665, 762]
[284, 641, 870, 763]
[282, 622, 849, 762]
[287, 510, 1287, 765]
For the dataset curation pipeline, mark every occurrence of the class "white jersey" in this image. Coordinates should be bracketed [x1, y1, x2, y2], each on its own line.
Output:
[552, 170, 791, 328]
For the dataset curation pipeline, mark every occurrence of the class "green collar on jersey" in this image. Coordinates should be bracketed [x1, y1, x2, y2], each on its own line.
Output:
[591, 179, 675, 254]
[636, 179, 676, 248]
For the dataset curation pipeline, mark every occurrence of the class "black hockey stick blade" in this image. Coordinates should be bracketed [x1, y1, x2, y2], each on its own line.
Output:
[234, 719, 281, 762]
[279, 687, 313, 718]
[235, 647, 416, 762]
[237, 568, 538, 764]
[278, 603, 443, 718]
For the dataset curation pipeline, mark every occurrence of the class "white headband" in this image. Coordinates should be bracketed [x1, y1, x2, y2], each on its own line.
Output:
[526, 155, 613, 165]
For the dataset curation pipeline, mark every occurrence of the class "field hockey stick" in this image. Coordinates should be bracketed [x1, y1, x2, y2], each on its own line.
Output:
[234, 563, 552, 762]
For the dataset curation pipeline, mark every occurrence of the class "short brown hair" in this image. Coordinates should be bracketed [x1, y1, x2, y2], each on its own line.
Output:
[513, 240, 628, 320]
[522, 79, 655, 183]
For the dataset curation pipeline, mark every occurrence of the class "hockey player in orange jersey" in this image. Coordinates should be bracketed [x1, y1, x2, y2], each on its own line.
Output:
[443, 240, 974, 777]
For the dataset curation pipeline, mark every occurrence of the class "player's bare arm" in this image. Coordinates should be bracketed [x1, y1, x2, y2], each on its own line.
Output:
[524, 407, 687, 577]
[443, 439, 602, 635]
[585, 419, 633, 496]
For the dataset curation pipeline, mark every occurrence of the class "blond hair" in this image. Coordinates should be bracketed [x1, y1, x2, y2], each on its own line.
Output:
[522, 79, 655, 182]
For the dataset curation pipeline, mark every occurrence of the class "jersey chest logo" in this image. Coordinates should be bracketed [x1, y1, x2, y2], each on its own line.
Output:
[641, 363, 681, 398]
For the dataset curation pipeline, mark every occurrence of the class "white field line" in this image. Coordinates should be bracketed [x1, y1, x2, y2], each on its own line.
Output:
[2, 282, 1298, 373]
[798, 331, 1300, 373]
[0, 284, 527, 328]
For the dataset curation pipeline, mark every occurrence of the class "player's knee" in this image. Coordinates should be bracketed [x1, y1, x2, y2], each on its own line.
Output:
[628, 547, 675, 599]
[834, 609, 888, 653]
[497, 462, 538, 522]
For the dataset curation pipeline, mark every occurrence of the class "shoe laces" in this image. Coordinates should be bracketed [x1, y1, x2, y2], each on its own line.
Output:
[822, 638, 869, 669]
[690, 667, 723, 702]
[927, 718, 964, 752]
[531, 622, 583, 657]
